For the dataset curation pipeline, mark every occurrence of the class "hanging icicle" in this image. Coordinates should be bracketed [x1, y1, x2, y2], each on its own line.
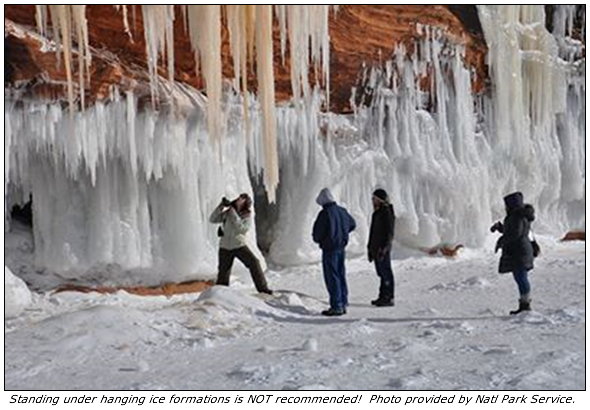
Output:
[141, 5, 176, 105]
[184, 5, 223, 148]
[256, 5, 280, 202]
[34, 5, 92, 113]
[33, 5, 334, 201]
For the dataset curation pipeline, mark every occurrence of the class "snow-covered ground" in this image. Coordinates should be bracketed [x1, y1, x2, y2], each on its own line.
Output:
[4, 232, 585, 390]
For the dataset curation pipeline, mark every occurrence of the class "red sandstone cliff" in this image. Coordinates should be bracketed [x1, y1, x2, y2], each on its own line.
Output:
[5, 5, 488, 112]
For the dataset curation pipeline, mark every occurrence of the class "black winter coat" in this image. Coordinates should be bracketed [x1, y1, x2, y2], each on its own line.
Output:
[496, 204, 535, 273]
[368, 204, 395, 260]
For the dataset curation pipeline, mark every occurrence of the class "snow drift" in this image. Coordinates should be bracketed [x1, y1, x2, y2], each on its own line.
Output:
[4, 266, 32, 318]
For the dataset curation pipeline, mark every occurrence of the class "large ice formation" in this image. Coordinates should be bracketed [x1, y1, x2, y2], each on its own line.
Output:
[4, 5, 585, 281]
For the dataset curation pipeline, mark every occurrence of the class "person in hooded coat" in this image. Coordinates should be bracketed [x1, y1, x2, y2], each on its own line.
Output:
[312, 188, 356, 316]
[491, 191, 535, 314]
[209, 193, 272, 294]
[368, 189, 396, 306]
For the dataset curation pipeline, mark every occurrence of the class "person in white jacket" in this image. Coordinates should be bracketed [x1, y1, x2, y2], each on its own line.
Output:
[209, 193, 272, 294]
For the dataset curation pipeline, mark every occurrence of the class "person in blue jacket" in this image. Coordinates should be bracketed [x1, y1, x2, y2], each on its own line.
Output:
[312, 188, 356, 316]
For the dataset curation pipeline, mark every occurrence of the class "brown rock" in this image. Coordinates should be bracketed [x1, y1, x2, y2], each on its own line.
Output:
[5, 5, 488, 112]
[53, 280, 214, 297]
[562, 231, 586, 241]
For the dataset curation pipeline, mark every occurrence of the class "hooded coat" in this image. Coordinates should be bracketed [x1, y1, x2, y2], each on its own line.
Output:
[312, 189, 356, 252]
[496, 192, 535, 273]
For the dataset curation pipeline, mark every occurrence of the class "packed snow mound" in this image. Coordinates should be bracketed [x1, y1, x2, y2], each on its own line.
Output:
[5, 266, 32, 318]
[196, 286, 274, 314]
[186, 286, 326, 341]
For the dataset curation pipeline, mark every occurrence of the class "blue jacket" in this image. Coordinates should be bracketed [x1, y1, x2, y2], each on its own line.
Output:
[312, 202, 356, 252]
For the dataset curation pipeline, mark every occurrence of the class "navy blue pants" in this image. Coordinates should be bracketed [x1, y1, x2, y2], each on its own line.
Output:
[322, 249, 348, 311]
[512, 268, 531, 298]
[374, 252, 395, 301]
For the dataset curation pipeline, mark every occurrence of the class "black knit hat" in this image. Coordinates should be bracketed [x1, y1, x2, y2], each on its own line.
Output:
[373, 189, 389, 202]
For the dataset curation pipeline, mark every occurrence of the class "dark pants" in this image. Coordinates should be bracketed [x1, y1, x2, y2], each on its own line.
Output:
[512, 269, 531, 299]
[217, 246, 270, 292]
[322, 249, 348, 311]
[374, 252, 395, 301]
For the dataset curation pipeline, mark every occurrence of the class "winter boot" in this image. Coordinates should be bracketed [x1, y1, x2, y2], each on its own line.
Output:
[374, 299, 394, 307]
[510, 298, 531, 315]
[321, 308, 345, 316]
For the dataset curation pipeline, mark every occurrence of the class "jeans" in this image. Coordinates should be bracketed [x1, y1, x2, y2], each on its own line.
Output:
[512, 269, 531, 299]
[375, 252, 395, 301]
[322, 249, 348, 311]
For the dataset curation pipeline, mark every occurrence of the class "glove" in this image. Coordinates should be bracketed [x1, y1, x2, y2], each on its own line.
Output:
[490, 221, 502, 233]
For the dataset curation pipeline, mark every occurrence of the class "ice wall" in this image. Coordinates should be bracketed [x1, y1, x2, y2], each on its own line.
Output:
[267, 18, 585, 265]
[5, 5, 585, 278]
[5, 87, 262, 282]
[477, 5, 585, 231]
[268, 28, 493, 264]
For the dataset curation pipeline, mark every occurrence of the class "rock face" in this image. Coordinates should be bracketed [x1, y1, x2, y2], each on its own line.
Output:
[5, 5, 487, 112]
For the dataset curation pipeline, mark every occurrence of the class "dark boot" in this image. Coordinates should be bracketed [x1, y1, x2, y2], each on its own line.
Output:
[374, 299, 394, 307]
[510, 298, 531, 315]
[321, 308, 345, 316]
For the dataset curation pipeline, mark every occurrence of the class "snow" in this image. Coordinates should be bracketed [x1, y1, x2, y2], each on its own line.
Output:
[4, 266, 32, 318]
[4, 238, 585, 390]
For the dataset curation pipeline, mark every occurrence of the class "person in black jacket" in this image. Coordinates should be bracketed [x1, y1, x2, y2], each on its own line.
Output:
[368, 189, 396, 307]
[312, 188, 356, 316]
[491, 191, 535, 314]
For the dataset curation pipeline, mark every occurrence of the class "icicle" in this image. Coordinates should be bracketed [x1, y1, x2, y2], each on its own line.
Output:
[256, 5, 279, 202]
[32, 5, 334, 202]
[275, 5, 288, 63]
[47, 5, 74, 114]
[141, 5, 176, 104]
[225, 5, 251, 140]
[34, 6, 92, 112]
[185, 5, 223, 147]
[71, 5, 90, 109]
[115, 5, 132, 39]
[35, 5, 48, 37]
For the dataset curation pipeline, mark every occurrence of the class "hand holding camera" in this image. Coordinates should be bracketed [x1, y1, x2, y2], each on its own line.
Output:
[490, 221, 503, 233]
